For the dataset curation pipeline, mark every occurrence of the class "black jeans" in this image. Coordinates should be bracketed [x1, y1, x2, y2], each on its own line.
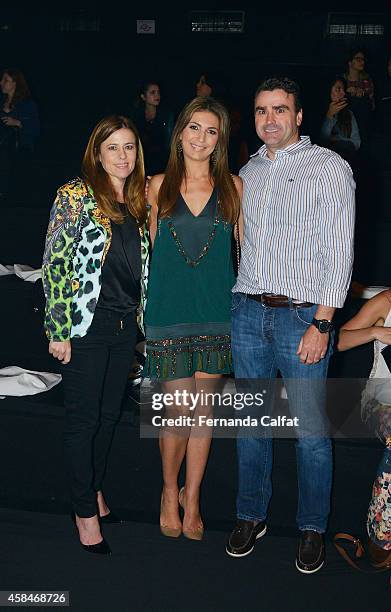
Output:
[61, 309, 137, 517]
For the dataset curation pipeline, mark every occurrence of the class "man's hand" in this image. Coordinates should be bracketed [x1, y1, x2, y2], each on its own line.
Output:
[296, 326, 329, 365]
[49, 340, 71, 364]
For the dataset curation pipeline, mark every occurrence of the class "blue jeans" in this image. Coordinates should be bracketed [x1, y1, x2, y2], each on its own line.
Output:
[231, 293, 333, 533]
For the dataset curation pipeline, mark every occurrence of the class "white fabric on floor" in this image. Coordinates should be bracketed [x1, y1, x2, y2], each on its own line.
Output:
[360, 286, 390, 299]
[0, 264, 13, 276]
[0, 366, 61, 398]
[0, 264, 42, 282]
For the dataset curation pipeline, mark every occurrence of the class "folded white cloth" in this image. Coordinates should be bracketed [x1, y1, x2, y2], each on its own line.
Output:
[0, 366, 61, 397]
[0, 264, 42, 282]
[0, 264, 13, 276]
[360, 286, 390, 299]
[14, 264, 42, 282]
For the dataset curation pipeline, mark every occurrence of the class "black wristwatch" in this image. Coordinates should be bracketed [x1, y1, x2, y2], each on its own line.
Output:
[311, 318, 334, 333]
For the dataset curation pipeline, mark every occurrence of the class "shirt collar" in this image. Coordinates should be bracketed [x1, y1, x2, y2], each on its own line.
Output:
[251, 135, 312, 159]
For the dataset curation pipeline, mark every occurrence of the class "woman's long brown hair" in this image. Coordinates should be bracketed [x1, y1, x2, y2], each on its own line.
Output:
[158, 97, 240, 224]
[82, 115, 146, 224]
[331, 77, 352, 138]
[2, 68, 31, 106]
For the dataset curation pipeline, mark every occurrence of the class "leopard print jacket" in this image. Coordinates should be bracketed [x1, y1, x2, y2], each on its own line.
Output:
[42, 178, 149, 341]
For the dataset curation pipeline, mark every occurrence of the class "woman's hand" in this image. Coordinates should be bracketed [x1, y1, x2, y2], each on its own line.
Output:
[326, 100, 348, 119]
[232, 175, 244, 243]
[49, 340, 71, 364]
[337, 290, 391, 352]
[1, 116, 21, 128]
[373, 327, 391, 345]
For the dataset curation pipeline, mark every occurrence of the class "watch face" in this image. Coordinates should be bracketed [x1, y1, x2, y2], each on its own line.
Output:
[312, 318, 332, 332]
[319, 320, 330, 332]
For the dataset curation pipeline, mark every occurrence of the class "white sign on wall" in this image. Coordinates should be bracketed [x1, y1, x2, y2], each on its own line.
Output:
[136, 20, 156, 34]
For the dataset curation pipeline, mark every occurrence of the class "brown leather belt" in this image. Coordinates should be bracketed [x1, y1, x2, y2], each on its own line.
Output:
[247, 293, 313, 308]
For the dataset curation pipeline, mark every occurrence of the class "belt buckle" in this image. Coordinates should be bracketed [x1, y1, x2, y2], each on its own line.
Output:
[260, 293, 269, 305]
[263, 293, 286, 306]
[261, 292, 273, 301]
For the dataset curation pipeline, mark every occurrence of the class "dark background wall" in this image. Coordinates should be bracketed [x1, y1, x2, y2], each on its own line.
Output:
[0, 4, 390, 285]
[0, 4, 390, 160]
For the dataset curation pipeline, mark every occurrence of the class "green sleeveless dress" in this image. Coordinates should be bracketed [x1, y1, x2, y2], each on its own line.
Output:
[144, 189, 235, 379]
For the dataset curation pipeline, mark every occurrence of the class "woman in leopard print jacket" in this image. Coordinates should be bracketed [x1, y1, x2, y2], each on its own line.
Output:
[42, 115, 148, 555]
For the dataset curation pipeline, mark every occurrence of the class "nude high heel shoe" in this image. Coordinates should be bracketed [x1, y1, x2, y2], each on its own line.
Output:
[160, 494, 181, 538]
[178, 487, 204, 541]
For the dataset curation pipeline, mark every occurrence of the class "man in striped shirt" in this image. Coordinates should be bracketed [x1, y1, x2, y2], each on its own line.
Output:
[226, 77, 355, 573]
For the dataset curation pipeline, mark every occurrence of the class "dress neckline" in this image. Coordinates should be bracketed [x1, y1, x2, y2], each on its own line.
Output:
[179, 188, 215, 218]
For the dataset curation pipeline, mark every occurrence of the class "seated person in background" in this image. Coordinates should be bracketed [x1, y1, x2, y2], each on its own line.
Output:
[338, 289, 391, 568]
[130, 80, 174, 176]
[0, 68, 40, 152]
[343, 48, 374, 151]
[0, 68, 40, 199]
[195, 70, 228, 103]
[320, 77, 360, 166]
[195, 72, 249, 173]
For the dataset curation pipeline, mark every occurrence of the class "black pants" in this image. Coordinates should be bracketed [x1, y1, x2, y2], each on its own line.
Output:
[61, 309, 137, 517]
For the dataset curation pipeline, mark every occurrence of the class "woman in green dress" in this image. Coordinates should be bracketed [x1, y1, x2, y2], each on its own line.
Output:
[145, 96, 242, 540]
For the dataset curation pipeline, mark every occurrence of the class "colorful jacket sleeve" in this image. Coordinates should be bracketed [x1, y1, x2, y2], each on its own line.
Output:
[42, 183, 84, 341]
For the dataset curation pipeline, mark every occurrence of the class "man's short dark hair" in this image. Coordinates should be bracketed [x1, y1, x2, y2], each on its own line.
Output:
[255, 77, 302, 112]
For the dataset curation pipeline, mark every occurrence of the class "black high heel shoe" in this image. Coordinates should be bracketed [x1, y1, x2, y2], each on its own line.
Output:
[71, 514, 112, 555]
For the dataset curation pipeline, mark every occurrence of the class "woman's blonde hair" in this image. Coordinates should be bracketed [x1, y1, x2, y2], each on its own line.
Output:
[158, 97, 240, 224]
[82, 115, 146, 224]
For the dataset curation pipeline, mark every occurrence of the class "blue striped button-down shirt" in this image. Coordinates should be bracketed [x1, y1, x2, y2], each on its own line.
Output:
[234, 136, 355, 308]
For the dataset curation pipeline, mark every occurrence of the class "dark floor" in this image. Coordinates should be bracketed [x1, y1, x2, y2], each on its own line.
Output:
[0, 389, 389, 611]
[0, 508, 388, 612]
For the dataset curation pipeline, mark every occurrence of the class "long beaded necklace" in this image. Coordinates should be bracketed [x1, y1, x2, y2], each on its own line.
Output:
[166, 212, 220, 268]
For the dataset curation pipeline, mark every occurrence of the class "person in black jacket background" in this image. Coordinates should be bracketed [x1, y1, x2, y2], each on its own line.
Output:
[0, 68, 40, 199]
[130, 80, 173, 176]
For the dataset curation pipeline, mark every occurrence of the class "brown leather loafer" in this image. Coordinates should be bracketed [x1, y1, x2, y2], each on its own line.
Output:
[226, 519, 267, 558]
